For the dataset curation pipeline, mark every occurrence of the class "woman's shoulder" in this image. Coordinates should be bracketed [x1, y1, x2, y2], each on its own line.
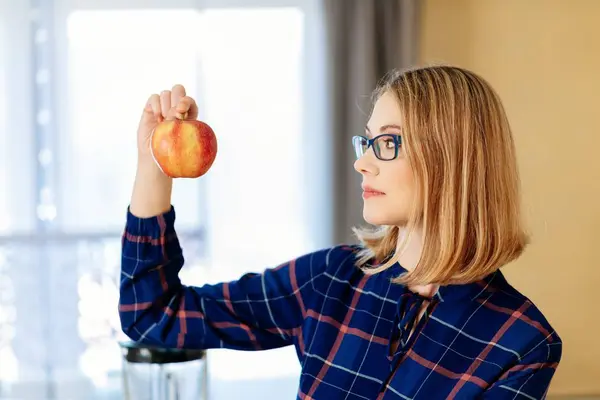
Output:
[296, 243, 361, 262]
[295, 244, 362, 276]
[471, 270, 562, 361]
[290, 244, 368, 293]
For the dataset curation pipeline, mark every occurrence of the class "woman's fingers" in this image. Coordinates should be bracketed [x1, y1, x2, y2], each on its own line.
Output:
[148, 94, 162, 120]
[170, 96, 197, 119]
[185, 96, 199, 120]
[160, 90, 172, 119]
[141, 93, 162, 124]
[171, 84, 186, 108]
[147, 85, 198, 121]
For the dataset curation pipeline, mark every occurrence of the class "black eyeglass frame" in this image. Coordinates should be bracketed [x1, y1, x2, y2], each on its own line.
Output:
[351, 133, 402, 161]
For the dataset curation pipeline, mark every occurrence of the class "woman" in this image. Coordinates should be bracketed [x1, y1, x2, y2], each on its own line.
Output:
[119, 65, 562, 399]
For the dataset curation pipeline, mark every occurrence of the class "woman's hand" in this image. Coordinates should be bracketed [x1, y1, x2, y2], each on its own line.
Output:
[137, 84, 199, 168]
[130, 84, 199, 218]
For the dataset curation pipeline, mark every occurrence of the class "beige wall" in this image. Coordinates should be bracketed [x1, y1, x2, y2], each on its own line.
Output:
[420, 0, 600, 395]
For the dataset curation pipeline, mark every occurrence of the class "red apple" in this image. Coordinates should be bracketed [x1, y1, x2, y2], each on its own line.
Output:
[150, 118, 218, 178]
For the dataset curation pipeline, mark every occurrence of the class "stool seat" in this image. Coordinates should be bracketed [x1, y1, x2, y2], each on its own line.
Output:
[119, 341, 206, 364]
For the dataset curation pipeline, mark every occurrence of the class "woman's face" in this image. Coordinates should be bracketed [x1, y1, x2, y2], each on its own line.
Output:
[354, 91, 417, 227]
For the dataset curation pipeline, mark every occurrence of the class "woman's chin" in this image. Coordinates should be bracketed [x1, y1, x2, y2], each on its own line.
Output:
[363, 209, 408, 227]
[363, 212, 392, 226]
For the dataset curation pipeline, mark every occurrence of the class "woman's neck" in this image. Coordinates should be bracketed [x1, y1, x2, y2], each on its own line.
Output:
[395, 226, 423, 272]
[396, 227, 439, 298]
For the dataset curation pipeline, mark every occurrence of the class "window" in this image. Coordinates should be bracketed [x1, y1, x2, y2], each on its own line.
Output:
[0, 1, 38, 396]
[0, 0, 327, 399]
[0, 31, 6, 234]
[62, 9, 204, 232]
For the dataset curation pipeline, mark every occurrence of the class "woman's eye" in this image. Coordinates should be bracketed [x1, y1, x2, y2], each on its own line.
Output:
[384, 139, 395, 149]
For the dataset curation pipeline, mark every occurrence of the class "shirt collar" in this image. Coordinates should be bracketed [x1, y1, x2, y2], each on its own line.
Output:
[388, 262, 502, 303]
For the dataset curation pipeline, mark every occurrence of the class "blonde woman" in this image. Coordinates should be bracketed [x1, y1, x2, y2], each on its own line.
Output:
[120, 65, 561, 399]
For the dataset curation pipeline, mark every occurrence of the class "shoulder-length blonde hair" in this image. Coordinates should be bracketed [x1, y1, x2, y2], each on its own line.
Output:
[354, 65, 529, 286]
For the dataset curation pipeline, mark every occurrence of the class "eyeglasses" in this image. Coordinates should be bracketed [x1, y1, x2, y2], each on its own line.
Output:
[352, 134, 402, 161]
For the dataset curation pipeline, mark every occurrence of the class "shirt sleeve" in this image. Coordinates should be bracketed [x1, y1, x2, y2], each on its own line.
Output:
[119, 205, 341, 351]
[483, 337, 562, 399]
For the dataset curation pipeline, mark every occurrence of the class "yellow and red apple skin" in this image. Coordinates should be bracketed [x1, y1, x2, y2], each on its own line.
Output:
[150, 119, 218, 179]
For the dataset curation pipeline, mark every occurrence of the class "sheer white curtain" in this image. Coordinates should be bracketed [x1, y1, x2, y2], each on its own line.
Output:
[0, 0, 330, 398]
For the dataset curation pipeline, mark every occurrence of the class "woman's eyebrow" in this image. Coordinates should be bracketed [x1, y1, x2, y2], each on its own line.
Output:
[365, 124, 403, 137]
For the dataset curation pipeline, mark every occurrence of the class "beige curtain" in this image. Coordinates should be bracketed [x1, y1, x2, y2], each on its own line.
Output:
[323, 0, 422, 244]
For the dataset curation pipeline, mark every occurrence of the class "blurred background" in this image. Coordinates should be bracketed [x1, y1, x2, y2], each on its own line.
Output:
[0, 0, 598, 399]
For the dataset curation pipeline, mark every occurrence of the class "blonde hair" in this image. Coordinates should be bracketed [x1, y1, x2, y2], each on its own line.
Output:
[353, 65, 529, 286]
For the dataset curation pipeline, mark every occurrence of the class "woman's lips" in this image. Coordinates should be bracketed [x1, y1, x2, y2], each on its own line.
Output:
[362, 185, 385, 199]
[362, 191, 385, 199]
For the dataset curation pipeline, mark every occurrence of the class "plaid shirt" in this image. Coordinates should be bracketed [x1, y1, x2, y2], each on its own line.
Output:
[120, 207, 562, 399]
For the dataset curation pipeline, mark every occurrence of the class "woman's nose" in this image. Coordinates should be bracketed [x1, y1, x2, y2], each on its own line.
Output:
[353, 152, 379, 176]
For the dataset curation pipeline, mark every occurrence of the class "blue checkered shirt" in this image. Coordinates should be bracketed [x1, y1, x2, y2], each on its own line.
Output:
[119, 206, 562, 399]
